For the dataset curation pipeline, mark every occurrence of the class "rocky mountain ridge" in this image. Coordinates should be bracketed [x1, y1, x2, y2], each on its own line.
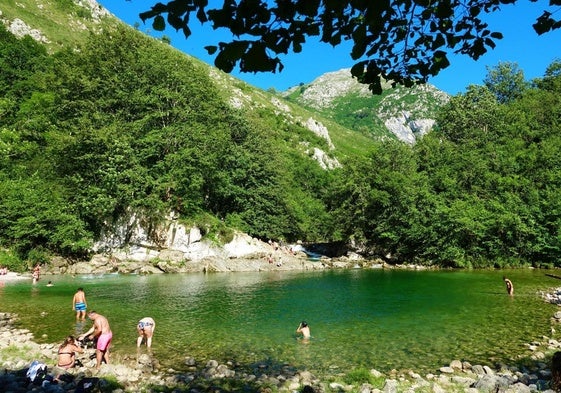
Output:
[0, 0, 109, 50]
[282, 68, 450, 144]
[1, 0, 449, 151]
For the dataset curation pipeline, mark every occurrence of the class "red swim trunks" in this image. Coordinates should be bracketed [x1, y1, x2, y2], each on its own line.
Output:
[96, 332, 112, 351]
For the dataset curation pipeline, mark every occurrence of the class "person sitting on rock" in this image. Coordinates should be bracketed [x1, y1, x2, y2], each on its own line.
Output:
[57, 335, 83, 369]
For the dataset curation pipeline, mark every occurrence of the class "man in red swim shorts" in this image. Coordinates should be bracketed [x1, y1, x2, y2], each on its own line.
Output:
[79, 311, 112, 369]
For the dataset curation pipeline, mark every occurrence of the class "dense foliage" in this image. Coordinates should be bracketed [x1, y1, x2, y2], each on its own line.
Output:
[1, 22, 560, 270]
[330, 60, 561, 267]
[0, 24, 334, 269]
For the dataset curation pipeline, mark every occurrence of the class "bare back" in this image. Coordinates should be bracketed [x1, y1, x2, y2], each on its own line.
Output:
[297, 325, 311, 339]
[73, 291, 86, 304]
[94, 314, 111, 335]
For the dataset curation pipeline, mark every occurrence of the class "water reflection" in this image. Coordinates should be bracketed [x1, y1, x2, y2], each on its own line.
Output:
[75, 321, 85, 336]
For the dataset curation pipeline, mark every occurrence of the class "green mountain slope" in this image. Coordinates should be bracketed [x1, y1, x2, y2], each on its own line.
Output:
[0, 0, 446, 267]
[0, 0, 111, 51]
[283, 69, 450, 144]
[4, 0, 561, 272]
[0, 0, 377, 160]
[0, 0, 448, 150]
[0, 0, 384, 264]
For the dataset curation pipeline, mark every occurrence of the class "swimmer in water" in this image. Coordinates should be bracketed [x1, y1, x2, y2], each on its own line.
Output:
[296, 321, 311, 342]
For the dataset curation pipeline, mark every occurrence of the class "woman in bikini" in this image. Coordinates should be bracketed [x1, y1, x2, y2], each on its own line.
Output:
[137, 317, 156, 348]
[57, 335, 83, 369]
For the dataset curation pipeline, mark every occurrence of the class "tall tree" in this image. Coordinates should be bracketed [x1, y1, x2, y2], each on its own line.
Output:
[0, 24, 50, 128]
[435, 85, 501, 144]
[329, 140, 422, 258]
[535, 59, 561, 92]
[484, 61, 528, 104]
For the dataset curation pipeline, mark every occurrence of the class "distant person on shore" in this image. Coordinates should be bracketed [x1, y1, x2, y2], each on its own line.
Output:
[78, 311, 112, 369]
[72, 288, 87, 320]
[57, 335, 83, 369]
[503, 276, 514, 296]
[137, 317, 156, 348]
[296, 321, 311, 341]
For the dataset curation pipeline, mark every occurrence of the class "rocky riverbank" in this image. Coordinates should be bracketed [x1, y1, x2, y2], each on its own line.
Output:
[35, 246, 388, 276]
[2, 304, 561, 393]
[2, 228, 436, 277]
[32, 230, 394, 276]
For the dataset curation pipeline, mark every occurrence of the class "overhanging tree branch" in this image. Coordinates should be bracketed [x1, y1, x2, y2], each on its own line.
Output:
[138, 0, 560, 94]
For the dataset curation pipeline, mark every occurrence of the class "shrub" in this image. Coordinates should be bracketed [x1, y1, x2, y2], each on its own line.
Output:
[0, 249, 25, 272]
[343, 368, 384, 388]
[27, 247, 51, 267]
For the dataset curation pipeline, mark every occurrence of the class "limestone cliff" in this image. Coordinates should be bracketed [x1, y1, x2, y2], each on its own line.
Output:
[282, 68, 450, 144]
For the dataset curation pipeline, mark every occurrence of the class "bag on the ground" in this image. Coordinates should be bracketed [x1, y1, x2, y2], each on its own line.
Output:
[26, 360, 48, 385]
[76, 377, 100, 393]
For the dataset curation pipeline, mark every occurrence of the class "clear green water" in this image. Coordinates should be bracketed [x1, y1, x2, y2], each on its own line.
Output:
[0, 269, 557, 376]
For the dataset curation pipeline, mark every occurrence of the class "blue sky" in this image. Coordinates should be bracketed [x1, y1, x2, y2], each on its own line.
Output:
[98, 1, 561, 95]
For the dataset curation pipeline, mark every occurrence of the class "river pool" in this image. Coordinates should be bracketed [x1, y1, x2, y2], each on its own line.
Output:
[0, 268, 557, 376]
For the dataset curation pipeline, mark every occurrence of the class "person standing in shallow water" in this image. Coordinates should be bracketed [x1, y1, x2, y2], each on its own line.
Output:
[72, 288, 87, 320]
[137, 317, 156, 348]
[503, 276, 514, 296]
[32, 264, 40, 284]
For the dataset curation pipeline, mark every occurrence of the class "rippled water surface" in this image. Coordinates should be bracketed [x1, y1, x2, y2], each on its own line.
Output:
[0, 269, 557, 375]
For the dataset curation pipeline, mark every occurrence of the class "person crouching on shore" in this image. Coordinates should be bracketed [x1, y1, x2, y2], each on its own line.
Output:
[78, 311, 112, 369]
[57, 335, 83, 369]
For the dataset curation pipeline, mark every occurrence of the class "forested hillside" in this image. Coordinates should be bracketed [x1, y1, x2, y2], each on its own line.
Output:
[329, 63, 561, 267]
[0, 22, 360, 269]
[1, 1, 561, 271]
